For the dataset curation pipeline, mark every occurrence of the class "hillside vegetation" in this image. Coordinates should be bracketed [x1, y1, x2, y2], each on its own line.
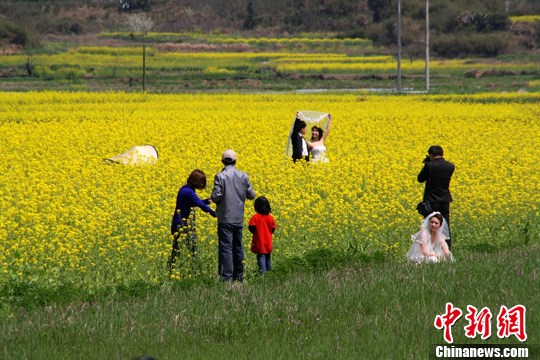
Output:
[0, 0, 539, 58]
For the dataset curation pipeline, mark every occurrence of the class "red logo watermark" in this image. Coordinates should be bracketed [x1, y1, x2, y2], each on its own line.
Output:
[497, 305, 527, 342]
[464, 305, 492, 340]
[434, 303, 527, 343]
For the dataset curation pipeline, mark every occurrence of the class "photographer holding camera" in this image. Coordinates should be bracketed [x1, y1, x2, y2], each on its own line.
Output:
[418, 145, 455, 250]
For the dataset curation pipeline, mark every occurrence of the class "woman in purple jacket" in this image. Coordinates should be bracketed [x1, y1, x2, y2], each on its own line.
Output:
[169, 170, 216, 271]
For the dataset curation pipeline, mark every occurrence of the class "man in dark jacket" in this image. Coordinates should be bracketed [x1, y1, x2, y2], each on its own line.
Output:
[418, 145, 455, 250]
[291, 113, 309, 162]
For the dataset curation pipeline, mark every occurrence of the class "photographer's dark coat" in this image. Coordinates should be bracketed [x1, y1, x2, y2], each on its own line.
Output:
[418, 157, 455, 203]
[418, 156, 455, 249]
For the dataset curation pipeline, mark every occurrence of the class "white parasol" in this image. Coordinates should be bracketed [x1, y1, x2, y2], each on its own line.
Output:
[103, 145, 158, 165]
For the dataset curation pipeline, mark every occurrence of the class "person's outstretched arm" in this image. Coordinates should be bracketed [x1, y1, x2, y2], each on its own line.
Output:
[188, 189, 216, 217]
[292, 112, 303, 133]
[322, 114, 332, 141]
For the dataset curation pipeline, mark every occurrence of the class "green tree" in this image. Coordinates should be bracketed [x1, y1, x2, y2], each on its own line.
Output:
[368, 0, 393, 23]
[243, 1, 258, 30]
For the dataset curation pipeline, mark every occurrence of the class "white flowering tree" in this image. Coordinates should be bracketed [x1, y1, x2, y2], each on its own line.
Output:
[125, 13, 154, 91]
[125, 13, 154, 35]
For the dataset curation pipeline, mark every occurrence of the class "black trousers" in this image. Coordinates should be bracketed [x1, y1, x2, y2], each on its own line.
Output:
[430, 202, 451, 250]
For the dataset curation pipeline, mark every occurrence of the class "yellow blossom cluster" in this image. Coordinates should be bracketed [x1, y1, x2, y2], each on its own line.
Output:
[275, 58, 540, 73]
[510, 15, 540, 23]
[2, 47, 537, 78]
[0, 91, 538, 290]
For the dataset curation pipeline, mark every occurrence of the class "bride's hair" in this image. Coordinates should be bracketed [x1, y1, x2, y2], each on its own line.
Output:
[311, 126, 323, 141]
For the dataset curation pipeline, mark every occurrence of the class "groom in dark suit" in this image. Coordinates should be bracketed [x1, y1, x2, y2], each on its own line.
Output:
[418, 145, 455, 250]
[291, 114, 309, 162]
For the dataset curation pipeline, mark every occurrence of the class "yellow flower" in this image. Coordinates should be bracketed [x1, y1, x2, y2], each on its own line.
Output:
[0, 91, 538, 289]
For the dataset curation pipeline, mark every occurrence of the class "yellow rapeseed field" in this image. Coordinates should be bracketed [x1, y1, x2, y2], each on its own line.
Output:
[0, 91, 538, 290]
[4, 48, 536, 78]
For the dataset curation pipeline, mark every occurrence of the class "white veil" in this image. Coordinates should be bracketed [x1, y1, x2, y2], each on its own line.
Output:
[411, 212, 450, 244]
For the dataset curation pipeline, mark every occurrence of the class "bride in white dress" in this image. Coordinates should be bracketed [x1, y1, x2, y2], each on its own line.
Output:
[308, 114, 331, 163]
[407, 212, 453, 264]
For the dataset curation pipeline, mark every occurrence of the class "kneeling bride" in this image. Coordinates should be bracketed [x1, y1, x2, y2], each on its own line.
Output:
[407, 212, 453, 263]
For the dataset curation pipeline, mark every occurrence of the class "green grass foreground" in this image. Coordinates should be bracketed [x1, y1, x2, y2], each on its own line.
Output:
[1, 244, 538, 360]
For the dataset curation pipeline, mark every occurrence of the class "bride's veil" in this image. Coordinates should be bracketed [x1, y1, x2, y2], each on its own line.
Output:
[411, 211, 450, 243]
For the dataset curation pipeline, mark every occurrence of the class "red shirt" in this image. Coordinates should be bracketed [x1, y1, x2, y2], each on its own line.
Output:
[249, 213, 276, 254]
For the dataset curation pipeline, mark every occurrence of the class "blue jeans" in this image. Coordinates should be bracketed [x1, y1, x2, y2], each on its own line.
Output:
[257, 253, 272, 273]
[217, 223, 244, 281]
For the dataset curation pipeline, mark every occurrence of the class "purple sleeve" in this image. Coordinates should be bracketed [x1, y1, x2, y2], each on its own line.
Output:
[188, 190, 216, 216]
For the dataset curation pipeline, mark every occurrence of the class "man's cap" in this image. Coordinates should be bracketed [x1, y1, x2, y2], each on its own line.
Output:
[222, 149, 237, 162]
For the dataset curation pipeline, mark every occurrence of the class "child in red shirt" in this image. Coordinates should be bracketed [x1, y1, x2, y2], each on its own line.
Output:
[248, 196, 276, 273]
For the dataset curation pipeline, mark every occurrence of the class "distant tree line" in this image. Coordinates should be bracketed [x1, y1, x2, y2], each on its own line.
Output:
[0, 0, 539, 57]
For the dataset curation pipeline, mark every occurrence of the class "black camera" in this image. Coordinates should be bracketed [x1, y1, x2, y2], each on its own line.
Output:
[423, 155, 431, 164]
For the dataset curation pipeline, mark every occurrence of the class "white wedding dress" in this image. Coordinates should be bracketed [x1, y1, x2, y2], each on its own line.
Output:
[406, 236, 448, 263]
[311, 145, 329, 163]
